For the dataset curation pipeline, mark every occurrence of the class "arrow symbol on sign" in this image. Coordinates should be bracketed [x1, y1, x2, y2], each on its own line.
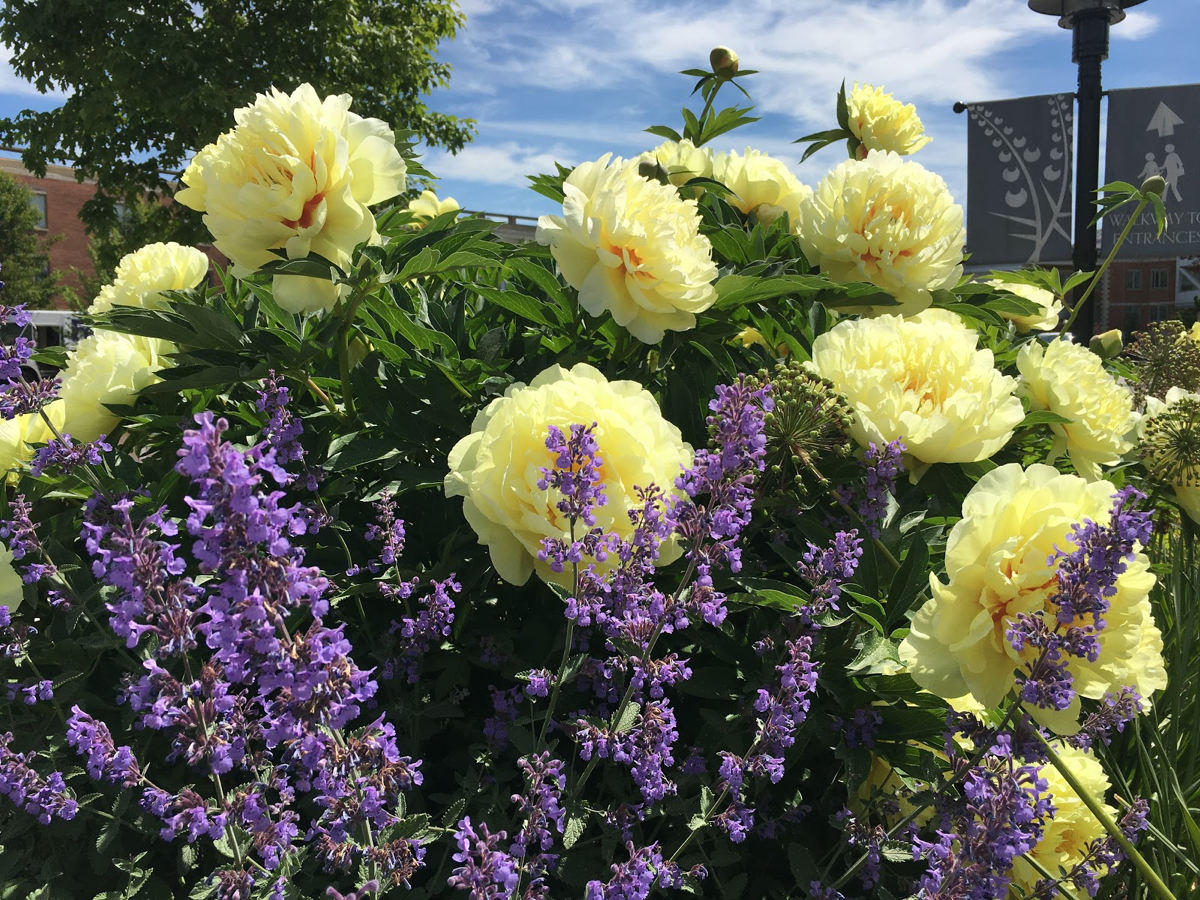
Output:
[1147, 101, 1184, 137]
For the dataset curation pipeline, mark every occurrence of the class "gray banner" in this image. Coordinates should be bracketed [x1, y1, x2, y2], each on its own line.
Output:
[1103, 84, 1200, 257]
[965, 94, 1074, 266]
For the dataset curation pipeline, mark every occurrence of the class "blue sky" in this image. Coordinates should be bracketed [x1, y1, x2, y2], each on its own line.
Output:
[1, 0, 1194, 220]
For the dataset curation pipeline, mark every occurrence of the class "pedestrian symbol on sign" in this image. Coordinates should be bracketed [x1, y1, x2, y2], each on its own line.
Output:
[1103, 84, 1200, 256]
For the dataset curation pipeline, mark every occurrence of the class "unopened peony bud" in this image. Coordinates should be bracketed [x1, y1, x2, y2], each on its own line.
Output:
[1140, 174, 1167, 197]
[349, 335, 374, 368]
[638, 159, 669, 184]
[709, 47, 739, 77]
[735, 327, 771, 352]
[1089, 328, 1124, 359]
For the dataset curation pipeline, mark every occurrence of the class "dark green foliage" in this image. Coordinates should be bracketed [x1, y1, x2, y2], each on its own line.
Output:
[0, 168, 58, 308]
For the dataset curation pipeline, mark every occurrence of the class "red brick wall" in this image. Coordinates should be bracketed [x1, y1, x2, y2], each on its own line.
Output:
[0, 156, 230, 303]
[1102, 259, 1177, 333]
[1, 157, 96, 305]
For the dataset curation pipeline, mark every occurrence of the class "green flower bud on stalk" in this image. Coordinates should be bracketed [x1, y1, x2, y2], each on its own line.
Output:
[1089, 328, 1123, 359]
[1140, 174, 1167, 197]
[709, 46, 739, 78]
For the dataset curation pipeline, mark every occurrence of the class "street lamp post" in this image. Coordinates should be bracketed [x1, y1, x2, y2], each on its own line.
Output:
[1028, 0, 1148, 339]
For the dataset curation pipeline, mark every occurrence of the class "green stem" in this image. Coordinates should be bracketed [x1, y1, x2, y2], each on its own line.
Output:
[539, 524, 581, 746]
[1057, 196, 1148, 340]
[1034, 731, 1178, 900]
[538, 619, 575, 746]
[825, 701, 1023, 891]
[335, 280, 373, 418]
[300, 374, 343, 420]
[833, 496, 900, 571]
[34, 401, 107, 496]
[570, 559, 698, 801]
[692, 75, 731, 146]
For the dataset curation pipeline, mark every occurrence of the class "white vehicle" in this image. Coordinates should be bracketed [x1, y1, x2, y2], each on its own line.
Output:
[12, 310, 87, 380]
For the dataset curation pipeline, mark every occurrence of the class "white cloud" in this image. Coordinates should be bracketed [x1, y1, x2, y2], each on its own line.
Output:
[446, 0, 1073, 124]
[0, 44, 68, 99]
[1113, 10, 1160, 39]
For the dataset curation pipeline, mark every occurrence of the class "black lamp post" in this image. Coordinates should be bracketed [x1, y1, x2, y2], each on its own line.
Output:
[1028, 0, 1148, 338]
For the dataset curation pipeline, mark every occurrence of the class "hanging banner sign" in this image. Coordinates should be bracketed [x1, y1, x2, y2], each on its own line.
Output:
[964, 93, 1074, 266]
[1103, 83, 1200, 257]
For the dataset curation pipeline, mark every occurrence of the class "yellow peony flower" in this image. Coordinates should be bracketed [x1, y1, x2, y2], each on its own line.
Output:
[807, 311, 1023, 477]
[1011, 743, 1115, 895]
[850, 756, 934, 828]
[638, 139, 713, 188]
[712, 148, 811, 228]
[1137, 386, 1200, 525]
[57, 333, 168, 443]
[846, 82, 932, 157]
[444, 363, 693, 586]
[0, 401, 65, 479]
[1190, 321, 1200, 343]
[88, 242, 210, 315]
[984, 279, 1064, 333]
[406, 190, 460, 225]
[0, 542, 23, 613]
[899, 463, 1166, 733]
[795, 150, 965, 317]
[536, 155, 718, 344]
[176, 83, 407, 315]
[1017, 339, 1137, 481]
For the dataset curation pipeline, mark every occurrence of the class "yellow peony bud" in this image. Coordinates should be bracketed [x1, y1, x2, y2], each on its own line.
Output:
[406, 190, 460, 227]
[735, 327, 771, 352]
[1089, 328, 1124, 359]
[709, 46, 739, 77]
[348, 334, 374, 368]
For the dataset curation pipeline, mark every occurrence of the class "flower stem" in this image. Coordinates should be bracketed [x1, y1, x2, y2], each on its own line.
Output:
[825, 701, 1023, 890]
[335, 279, 373, 418]
[832, 495, 900, 571]
[1034, 730, 1177, 900]
[692, 75, 732, 145]
[538, 619, 574, 746]
[539, 521, 581, 746]
[1057, 196, 1148, 340]
[300, 374, 343, 420]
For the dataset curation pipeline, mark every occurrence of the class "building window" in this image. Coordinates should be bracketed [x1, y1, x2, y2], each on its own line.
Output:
[1150, 268, 1169, 289]
[29, 192, 47, 229]
[114, 201, 127, 222]
[1125, 269, 1142, 290]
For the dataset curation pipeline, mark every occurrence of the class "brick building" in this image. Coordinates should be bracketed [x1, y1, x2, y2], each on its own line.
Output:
[1097, 258, 1196, 332]
[1099, 259, 1178, 332]
[1, 155, 98, 302]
